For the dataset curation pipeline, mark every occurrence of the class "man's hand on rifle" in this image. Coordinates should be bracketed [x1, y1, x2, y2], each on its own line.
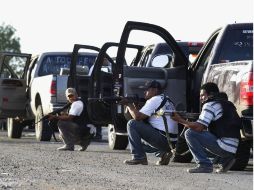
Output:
[119, 97, 130, 105]
[170, 112, 183, 123]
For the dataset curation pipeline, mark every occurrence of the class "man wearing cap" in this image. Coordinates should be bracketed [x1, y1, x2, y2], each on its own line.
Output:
[121, 80, 178, 165]
[49, 88, 92, 151]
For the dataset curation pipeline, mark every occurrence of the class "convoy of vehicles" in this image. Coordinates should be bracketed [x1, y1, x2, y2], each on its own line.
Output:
[0, 21, 252, 170]
[81, 21, 252, 170]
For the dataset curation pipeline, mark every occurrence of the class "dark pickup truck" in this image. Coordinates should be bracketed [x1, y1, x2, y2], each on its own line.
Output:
[69, 21, 252, 170]
[131, 42, 204, 67]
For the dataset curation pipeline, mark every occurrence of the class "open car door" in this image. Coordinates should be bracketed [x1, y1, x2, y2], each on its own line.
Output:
[88, 42, 143, 125]
[0, 52, 31, 118]
[68, 44, 101, 125]
[92, 21, 190, 149]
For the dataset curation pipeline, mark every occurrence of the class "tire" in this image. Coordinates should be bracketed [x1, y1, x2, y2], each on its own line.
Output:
[172, 136, 193, 163]
[230, 140, 251, 171]
[35, 105, 52, 141]
[7, 118, 23, 138]
[108, 124, 128, 150]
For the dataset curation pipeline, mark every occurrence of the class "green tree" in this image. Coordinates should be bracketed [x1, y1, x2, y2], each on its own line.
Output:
[0, 23, 21, 53]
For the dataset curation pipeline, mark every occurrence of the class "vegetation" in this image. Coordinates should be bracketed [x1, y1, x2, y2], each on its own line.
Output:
[0, 23, 21, 53]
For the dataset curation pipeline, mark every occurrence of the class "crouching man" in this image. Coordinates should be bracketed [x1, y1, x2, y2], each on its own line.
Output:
[49, 88, 93, 151]
[171, 82, 241, 173]
[121, 80, 178, 165]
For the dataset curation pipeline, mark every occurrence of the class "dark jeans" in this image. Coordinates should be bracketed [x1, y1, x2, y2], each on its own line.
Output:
[127, 119, 171, 160]
[185, 129, 234, 168]
[58, 120, 90, 146]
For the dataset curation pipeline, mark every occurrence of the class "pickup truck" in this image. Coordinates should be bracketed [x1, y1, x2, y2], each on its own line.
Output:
[131, 42, 204, 67]
[78, 21, 252, 170]
[0, 43, 144, 141]
[0, 51, 98, 141]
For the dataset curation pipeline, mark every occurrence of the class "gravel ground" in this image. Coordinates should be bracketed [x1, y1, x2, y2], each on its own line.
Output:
[0, 130, 252, 190]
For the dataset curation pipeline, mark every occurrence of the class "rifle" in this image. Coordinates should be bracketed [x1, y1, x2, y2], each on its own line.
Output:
[34, 103, 71, 125]
[33, 102, 71, 141]
[163, 111, 200, 120]
[88, 96, 146, 104]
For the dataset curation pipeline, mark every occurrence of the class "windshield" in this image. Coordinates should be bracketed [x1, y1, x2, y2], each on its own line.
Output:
[217, 29, 253, 62]
[38, 54, 97, 76]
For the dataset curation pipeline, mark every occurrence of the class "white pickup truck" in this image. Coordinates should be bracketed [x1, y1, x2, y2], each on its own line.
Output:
[0, 51, 97, 141]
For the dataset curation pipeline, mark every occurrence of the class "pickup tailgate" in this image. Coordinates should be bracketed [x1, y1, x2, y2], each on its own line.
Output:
[205, 60, 253, 117]
[56, 75, 68, 103]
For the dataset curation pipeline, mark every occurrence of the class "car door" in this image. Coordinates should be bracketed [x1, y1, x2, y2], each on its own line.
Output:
[88, 42, 143, 125]
[0, 52, 31, 118]
[115, 22, 189, 122]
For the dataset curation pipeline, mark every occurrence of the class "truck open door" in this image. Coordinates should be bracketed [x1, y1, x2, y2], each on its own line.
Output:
[90, 21, 190, 150]
[0, 53, 31, 118]
[0, 52, 31, 138]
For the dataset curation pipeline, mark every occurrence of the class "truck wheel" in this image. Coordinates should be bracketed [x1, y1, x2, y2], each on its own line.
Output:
[108, 124, 128, 150]
[7, 118, 23, 138]
[172, 137, 193, 163]
[35, 105, 52, 141]
[230, 140, 251, 171]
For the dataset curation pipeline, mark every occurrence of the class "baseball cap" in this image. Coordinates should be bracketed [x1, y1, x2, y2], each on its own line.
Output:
[65, 88, 77, 97]
[145, 80, 162, 90]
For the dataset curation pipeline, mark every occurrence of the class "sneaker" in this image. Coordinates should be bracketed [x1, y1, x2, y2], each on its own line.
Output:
[187, 165, 213, 173]
[216, 158, 236, 173]
[156, 152, 173, 165]
[124, 158, 148, 165]
[57, 145, 74, 151]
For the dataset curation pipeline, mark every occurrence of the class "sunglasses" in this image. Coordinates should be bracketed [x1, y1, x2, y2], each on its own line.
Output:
[67, 94, 74, 98]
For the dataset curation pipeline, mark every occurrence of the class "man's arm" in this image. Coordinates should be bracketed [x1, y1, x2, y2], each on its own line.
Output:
[171, 113, 206, 132]
[126, 103, 148, 121]
[49, 114, 75, 121]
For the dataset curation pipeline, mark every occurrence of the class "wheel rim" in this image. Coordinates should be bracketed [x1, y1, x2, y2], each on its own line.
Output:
[7, 118, 12, 137]
[35, 115, 42, 139]
[108, 124, 115, 147]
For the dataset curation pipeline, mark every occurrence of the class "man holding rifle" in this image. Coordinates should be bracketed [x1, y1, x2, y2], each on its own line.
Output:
[121, 80, 178, 165]
[171, 82, 241, 173]
[49, 88, 93, 151]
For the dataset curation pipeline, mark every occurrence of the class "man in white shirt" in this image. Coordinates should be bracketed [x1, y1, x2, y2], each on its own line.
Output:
[49, 88, 93, 151]
[122, 80, 178, 165]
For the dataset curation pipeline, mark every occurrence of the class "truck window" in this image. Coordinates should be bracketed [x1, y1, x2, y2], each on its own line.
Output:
[38, 55, 97, 76]
[1, 56, 28, 79]
[217, 29, 253, 63]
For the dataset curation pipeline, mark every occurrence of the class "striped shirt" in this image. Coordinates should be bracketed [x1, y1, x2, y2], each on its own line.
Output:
[197, 101, 239, 153]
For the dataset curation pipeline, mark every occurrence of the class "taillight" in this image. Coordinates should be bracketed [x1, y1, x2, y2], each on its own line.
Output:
[50, 80, 57, 95]
[240, 72, 253, 106]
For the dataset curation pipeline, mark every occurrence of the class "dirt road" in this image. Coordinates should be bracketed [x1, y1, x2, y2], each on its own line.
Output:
[0, 130, 252, 190]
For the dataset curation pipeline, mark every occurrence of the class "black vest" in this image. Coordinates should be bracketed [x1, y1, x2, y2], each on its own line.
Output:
[68, 99, 87, 127]
[208, 100, 241, 139]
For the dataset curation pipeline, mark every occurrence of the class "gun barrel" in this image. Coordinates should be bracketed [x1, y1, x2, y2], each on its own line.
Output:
[88, 96, 145, 103]
[164, 111, 199, 120]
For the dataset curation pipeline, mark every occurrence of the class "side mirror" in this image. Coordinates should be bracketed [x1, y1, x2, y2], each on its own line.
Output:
[151, 55, 173, 68]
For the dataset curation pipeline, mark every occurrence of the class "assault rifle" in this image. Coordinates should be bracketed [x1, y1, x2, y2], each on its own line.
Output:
[32, 102, 71, 141]
[88, 96, 146, 104]
[34, 103, 71, 125]
[163, 111, 200, 120]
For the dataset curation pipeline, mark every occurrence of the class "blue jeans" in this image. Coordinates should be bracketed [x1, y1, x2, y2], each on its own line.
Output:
[127, 119, 170, 160]
[185, 129, 234, 168]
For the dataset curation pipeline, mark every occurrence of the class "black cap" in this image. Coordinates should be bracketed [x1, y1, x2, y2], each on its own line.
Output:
[145, 80, 162, 90]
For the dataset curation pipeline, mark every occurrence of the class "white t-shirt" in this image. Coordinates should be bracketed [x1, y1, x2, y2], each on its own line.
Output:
[68, 100, 84, 116]
[139, 94, 178, 135]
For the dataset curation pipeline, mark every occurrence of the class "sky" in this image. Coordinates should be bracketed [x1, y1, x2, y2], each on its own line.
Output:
[0, 0, 253, 54]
